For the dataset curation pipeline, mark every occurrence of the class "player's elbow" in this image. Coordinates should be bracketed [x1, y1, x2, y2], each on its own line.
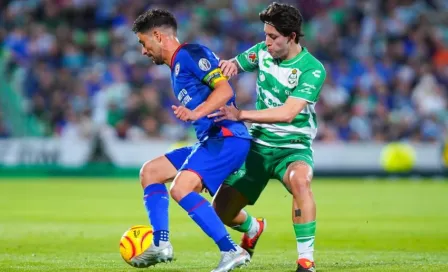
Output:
[282, 110, 299, 123]
[221, 86, 234, 101]
[283, 115, 295, 123]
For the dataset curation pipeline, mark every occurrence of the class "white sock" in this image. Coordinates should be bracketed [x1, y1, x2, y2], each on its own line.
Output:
[297, 236, 314, 261]
[246, 217, 259, 238]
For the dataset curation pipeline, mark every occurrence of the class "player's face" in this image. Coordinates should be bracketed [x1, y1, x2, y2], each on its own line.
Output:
[264, 24, 290, 59]
[137, 32, 164, 65]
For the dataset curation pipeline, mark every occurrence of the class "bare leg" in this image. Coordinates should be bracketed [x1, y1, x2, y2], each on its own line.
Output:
[283, 161, 316, 268]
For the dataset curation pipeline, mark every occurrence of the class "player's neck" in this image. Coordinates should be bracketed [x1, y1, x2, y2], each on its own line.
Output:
[164, 38, 182, 67]
[283, 43, 302, 61]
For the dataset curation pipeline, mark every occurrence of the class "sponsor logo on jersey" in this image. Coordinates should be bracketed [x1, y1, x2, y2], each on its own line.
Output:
[177, 89, 192, 106]
[248, 52, 257, 64]
[199, 58, 211, 71]
[297, 83, 316, 95]
[259, 71, 266, 82]
[312, 70, 322, 78]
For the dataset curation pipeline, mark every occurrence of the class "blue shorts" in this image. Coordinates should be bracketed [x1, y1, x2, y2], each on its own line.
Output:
[165, 137, 250, 196]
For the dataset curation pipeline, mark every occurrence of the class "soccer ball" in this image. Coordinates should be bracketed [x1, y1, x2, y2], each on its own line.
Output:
[380, 142, 416, 173]
[119, 225, 153, 266]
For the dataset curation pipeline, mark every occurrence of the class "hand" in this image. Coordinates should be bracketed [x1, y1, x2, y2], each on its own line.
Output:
[219, 60, 238, 78]
[172, 105, 199, 121]
[207, 103, 241, 122]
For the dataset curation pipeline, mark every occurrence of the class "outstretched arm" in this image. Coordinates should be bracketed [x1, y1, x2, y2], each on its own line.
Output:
[209, 67, 327, 124]
[209, 97, 308, 124]
[239, 98, 308, 124]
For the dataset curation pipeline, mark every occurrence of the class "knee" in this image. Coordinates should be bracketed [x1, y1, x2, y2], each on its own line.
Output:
[169, 185, 184, 202]
[139, 160, 161, 188]
[169, 178, 202, 202]
[288, 162, 313, 196]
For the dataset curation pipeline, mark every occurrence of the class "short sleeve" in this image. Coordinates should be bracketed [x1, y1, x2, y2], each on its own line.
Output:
[234, 42, 265, 72]
[290, 68, 326, 103]
[186, 45, 227, 88]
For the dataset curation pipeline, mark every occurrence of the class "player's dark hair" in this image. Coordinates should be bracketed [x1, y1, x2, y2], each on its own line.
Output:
[132, 9, 177, 33]
[259, 2, 304, 43]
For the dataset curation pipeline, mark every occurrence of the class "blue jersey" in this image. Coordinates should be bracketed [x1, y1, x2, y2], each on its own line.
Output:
[170, 43, 251, 142]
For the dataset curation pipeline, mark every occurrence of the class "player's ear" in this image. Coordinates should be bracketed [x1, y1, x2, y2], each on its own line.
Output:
[288, 32, 296, 44]
[153, 30, 162, 43]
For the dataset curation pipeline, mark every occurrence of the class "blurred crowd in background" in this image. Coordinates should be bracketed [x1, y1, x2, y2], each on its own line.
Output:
[1, 0, 447, 142]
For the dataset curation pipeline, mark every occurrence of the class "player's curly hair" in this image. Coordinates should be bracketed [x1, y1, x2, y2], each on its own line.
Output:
[132, 9, 177, 33]
[259, 2, 304, 43]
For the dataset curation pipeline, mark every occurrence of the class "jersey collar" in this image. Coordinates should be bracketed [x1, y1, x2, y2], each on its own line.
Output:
[281, 47, 308, 66]
[170, 43, 188, 69]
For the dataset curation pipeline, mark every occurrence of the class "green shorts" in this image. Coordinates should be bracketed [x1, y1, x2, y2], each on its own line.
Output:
[224, 141, 313, 205]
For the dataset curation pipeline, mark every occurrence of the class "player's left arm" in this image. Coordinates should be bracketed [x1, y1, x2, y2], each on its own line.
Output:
[212, 67, 326, 124]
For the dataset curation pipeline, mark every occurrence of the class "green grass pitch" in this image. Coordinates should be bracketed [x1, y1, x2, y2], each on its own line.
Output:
[0, 178, 447, 272]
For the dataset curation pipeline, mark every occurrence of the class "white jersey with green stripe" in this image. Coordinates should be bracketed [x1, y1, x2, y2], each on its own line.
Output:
[235, 41, 326, 149]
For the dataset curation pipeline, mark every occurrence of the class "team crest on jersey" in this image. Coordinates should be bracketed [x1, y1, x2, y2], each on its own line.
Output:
[288, 69, 299, 85]
[248, 52, 257, 64]
[198, 58, 211, 71]
[175, 62, 180, 76]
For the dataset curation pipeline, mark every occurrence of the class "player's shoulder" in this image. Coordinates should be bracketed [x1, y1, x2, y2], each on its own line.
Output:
[249, 41, 268, 54]
[294, 48, 326, 80]
[258, 41, 268, 50]
[298, 47, 325, 71]
[181, 43, 217, 61]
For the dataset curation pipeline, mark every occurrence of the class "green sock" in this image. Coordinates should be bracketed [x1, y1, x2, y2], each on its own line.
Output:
[231, 211, 253, 233]
[293, 221, 316, 261]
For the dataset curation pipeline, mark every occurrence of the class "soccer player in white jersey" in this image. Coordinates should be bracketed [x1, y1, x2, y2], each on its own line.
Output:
[209, 3, 326, 272]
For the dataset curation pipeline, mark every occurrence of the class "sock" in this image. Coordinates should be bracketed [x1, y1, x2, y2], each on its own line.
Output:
[231, 211, 259, 238]
[143, 184, 169, 246]
[294, 221, 316, 262]
[153, 230, 169, 246]
[179, 192, 237, 252]
[216, 234, 238, 252]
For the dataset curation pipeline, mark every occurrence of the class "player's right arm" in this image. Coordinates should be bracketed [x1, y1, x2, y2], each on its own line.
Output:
[219, 42, 265, 77]
[209, 66, 327, 124]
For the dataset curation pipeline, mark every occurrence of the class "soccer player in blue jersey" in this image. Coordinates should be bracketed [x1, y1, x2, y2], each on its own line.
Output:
[130, 9, 251, 272]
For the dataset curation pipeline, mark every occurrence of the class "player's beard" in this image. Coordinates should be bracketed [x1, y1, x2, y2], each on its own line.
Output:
[148, 54, 164, 65]
[153, 56, 164, 65]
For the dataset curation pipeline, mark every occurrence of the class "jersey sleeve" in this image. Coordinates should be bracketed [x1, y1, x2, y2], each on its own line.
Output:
[234, 42, 265, 72]
[290, 67, 327, 103]
[186, 46, 227, 88]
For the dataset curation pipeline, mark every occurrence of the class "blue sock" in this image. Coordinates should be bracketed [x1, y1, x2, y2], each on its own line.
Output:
[178, 192, 237, 252]
[143, 184, 169, 246]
